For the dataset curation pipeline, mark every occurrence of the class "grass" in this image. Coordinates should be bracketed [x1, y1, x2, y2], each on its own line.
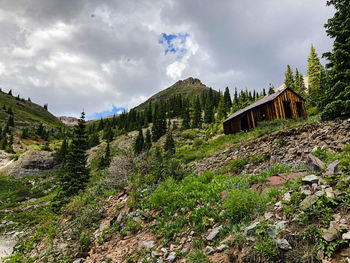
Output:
[0, 91, 63, 129]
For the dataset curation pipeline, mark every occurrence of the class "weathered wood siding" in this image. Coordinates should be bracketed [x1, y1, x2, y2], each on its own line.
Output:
[223, 89, 307, 135]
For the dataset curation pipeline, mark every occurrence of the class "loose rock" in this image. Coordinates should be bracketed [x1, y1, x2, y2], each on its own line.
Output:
[306, 154, 324, 173]
[206, 226, 222, 241]
[276, 239, 292, 250]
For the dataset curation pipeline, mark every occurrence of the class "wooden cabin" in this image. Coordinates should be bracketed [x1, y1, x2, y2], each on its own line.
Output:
[223, 87, 307, 135]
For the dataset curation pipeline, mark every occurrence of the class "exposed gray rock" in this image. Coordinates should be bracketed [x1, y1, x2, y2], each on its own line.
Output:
[166, 251, 176, 262]
[276, 239, 292, 250]
[206, 226, 222, 241]
[72, 259, 83, 263]
[181, 246, 190, 255]
[325, 160, 339, 176]
[216, 244, 227, 252]
[325, 187, 335, 199]
[300, 195, 318, 210]
[306, 154, 324, 173]
[244, 222, 259, 236]
[302, 174, 319, 184]
[139, 240, 155, 250]
[205, 246, 214, 255]
[275, 221, 288, 231]
[342, 232, 350, 240]
[6, 150, 58, 178]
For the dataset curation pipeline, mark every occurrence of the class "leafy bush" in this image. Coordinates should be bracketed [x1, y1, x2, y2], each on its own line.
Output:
[230, 157, 249, 174]
[223, 187, 265, 223]
[79, 230, 91, 252]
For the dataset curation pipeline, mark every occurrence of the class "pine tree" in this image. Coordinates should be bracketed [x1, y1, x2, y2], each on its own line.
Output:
[217, 95, 227, 121]
[88, 133, 100, 148]
[164, 131, 175, 156]
[57, 138, 68, 163]
[134, 128, 144, 154]
[263, 88, 267, 96]
[233, 88, 239, 105]
[8, 115, 14, 127]
[181, 108, 190, 130]
[59, 112, 89, 196]
[144, 129, 152, 150]
[37, 123, 44, 137]
[8, 89, 12, 96]
[204, 95, 214, 124]
[6, 107, 13, 115]
[307, 45, 324, 107]
[223, 87, 232, 112]
[192, 97, 202, 128]
[21, 128, 29, 139]
[268, 84, 275, 95]
[99, 141, 111, 169]
[284, 65, 295, 90]
[0, 136, 7, 150]
[28, 97, 31, 102]
[147, 103, 152, 123]
[98, 118, 104, 131]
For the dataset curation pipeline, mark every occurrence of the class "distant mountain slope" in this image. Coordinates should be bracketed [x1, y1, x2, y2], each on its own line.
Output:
[135, 77, 218, 110]
[0, 91, 62, 129]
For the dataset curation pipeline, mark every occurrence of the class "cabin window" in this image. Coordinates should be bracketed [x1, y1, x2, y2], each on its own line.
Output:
[283, 101, 293, 119]
[295, 102, 303, 118]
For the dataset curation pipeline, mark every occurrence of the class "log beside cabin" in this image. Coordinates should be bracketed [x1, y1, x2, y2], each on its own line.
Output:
[223, 87, 307, 135]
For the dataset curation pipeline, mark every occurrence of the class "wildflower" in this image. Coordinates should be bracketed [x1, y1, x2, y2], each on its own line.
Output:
[152, 183, 156, 190]
[121, 223, 124, 227]
[158, 177, 162, 184]
[148, 188, 151, 195]
[236, 183, 240, 189]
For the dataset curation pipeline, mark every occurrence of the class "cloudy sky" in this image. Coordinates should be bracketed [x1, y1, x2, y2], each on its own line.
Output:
[0, 0, 334, 119]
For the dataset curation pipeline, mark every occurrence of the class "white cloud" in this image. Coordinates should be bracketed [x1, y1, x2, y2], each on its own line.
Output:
[0, 0, 334, 117]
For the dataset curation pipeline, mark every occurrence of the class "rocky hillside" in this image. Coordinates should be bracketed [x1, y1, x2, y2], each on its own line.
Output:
[135, 77, 218, 110]
[6, 117, 348, 263]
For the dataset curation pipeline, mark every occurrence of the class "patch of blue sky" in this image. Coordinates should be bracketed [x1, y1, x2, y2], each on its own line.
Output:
[87, 105, 125, 120]
[159, 32, 189, 59]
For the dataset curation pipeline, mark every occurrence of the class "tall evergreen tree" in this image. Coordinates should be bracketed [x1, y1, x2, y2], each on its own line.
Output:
[144, 129, 152, 150]
[57, 138, 68, 164]
[217, 95, 227, 121]
[164, 131, 175, 156]
[181, 107, 190, 130]
[192, 97, 202, 128]
[320, 0, 350, 120]
[134, 128, 144, 154]
[268, 84, 275, 95]
[59, 112, 89, 196]
[234, 88, 239, 105]
[307, 45, 324, 107]
[204, 95, 214, 124]
[284, 65, 295, 90]
[223, 87, 232, 111]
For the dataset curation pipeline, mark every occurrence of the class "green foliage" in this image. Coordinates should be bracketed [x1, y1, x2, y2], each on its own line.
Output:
[134, 128, 144, 154]
[192, 97, 202, 128]
[188, 249, 209, 263]
[229, 157, 249, 174]
[321, 0, 350, 120]
[79, 230, 91, 252]
[307, 44, 324, 108]
[164, 131, 175, 156]
[57, 112, 89, 198]
[223, 187, 265, 223]
[284, 65, 295, 90]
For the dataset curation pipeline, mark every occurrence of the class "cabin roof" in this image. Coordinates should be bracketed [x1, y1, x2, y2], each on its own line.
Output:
[223, 87, 304, 123]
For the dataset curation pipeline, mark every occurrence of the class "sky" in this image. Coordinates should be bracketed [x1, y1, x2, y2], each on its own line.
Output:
[0, 0, 334, 120]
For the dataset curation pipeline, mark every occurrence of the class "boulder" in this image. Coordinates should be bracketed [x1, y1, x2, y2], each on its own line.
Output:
[302, 174, 319, 184]
[206, 226, 222, 241]
[300, 195, 318, 210]
[306, 154, 324, 173]
[276, 239, 292, 250]
[322, 228, 338, 242]
[325, 160, 339, 176]
[139, 240, 155, 250]
[166, 251, 176, 262]
[6, 150, 58, 178]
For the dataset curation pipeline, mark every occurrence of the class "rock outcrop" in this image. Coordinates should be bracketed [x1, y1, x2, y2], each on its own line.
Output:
[5, 150, 58, 178]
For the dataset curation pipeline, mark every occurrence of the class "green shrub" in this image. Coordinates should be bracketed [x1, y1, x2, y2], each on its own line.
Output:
[230, 157, 249, 174]
[224, 188, 265, 223]
[188, 249, 209, 263]
[193, 138, 204, 148]
[182, 130, 198, 140]
[79, 230, 91, 252]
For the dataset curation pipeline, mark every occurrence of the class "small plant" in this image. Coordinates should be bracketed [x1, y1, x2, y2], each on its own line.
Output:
[275, 139, 285, 147]
[230, 157, 249, 174]
[188, 249, 209, 263]
[79, 230, 91, 252]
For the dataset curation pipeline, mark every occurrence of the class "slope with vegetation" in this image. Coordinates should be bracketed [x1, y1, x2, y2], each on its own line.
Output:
[1, 1, 350, 262]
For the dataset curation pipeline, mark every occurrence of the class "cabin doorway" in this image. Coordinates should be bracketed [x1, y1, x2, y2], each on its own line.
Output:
[240, 115, 249, 131]
[283, 101, 293, 119]
[295, 102, 303, 118]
